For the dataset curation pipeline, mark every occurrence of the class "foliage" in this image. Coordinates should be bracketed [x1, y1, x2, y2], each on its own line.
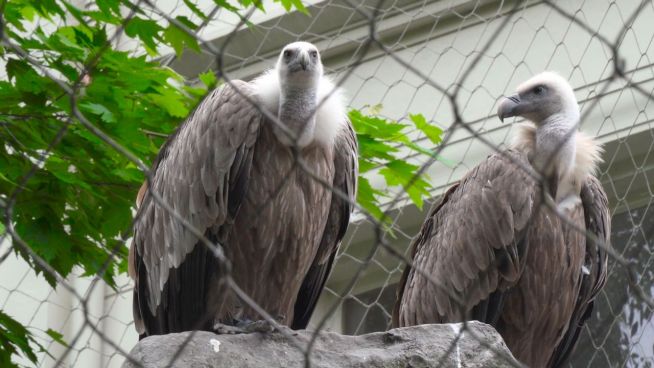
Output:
[350, 108, 441, 220]
[0, 0, 440, 365]
[0, 311, 40, 367]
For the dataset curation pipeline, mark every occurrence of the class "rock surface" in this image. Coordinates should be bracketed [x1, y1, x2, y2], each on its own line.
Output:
[122, 321, 520, 368]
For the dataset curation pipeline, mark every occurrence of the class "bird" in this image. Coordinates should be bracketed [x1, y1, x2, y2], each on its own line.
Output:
[128, 41, 358, 338]
[392, 72, 609, 368]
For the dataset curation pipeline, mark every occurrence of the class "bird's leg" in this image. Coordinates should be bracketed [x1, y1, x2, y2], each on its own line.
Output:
[212, 321, 247, 335]
[213, 315, 285, 335]
[236, 319, 275, 333]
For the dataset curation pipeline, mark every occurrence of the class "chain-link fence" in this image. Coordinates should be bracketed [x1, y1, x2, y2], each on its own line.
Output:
[1, 0, 654, 367]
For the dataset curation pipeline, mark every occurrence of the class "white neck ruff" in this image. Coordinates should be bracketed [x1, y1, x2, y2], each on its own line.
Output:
[252, 70, 348, 147]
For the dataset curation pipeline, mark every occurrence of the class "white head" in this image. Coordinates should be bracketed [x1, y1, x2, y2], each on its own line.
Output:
[252, 42, 348, 148]
[497, 71, 579, 126]
[498, 72, 603, 201]
[276, 41, 323, 88]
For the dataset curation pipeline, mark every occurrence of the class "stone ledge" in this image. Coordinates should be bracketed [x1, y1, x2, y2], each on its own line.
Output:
[122, 321, 519, 368]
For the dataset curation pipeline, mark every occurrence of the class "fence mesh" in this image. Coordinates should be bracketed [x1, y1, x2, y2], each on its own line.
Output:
[1, 0, 654, 367]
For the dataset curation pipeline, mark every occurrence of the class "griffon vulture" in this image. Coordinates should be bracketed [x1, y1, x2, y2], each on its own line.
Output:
[393, 72, 609, 368]
[129, 41, 358, 337]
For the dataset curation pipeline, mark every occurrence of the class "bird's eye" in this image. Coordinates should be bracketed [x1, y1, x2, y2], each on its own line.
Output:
[283, 50, 293, 58]
[533, 85, 545, 95]
[310, 50, 318, 58]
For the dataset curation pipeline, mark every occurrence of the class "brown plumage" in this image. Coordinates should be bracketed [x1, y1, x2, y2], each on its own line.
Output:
[393, 72, 609, 368]
[129, 42, 357, 337]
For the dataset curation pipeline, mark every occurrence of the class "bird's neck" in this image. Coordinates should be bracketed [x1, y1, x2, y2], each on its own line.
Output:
[275, 84, 318, 147]
[533, 115, 578, 201]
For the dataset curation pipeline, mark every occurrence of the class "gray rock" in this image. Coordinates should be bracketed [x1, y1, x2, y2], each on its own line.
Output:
[122, 321, 520, 368]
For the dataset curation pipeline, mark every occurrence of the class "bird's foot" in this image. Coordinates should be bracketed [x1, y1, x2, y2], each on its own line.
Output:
[213, 322, 248, 335]
[213, 317, 281, 335]
[237, 319, 275, 333]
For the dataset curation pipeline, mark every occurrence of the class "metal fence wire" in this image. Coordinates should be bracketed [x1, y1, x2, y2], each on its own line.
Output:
[1, 0, 654, 367]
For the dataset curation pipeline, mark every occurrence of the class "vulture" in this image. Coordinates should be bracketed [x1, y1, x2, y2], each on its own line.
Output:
[393, 72, 610, 368]
[129, 41, 358, 337]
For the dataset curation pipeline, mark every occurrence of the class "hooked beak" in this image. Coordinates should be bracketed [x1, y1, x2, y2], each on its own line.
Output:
[299, 50, 309, 71]
[497, 94, 521, 122]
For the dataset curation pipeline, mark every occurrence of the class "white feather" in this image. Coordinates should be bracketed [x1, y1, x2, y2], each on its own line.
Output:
[517, 71, 580, 122]
[510, 71, 603, 193]
[251, 69, 348, 148]
[573, 130, 603, 180]
[513, 122, 603, 186]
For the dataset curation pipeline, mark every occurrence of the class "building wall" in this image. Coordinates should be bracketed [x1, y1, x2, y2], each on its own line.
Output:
[1, 0, 653, 367]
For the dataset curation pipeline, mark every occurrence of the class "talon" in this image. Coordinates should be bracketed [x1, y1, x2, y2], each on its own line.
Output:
[242, 319, 275, 334]
[215, 319, 277, 334]
[213, 322, 247, 335]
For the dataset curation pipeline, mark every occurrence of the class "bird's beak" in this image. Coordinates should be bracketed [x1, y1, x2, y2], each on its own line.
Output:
[497, 94, 521, 122]
[299, 51, 309, 71]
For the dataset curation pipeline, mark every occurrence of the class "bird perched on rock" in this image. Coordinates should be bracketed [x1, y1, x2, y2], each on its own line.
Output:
[393, 72, 609, 368]
[129, 41, 358, 338]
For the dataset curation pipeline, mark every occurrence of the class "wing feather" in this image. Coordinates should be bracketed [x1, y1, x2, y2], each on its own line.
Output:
[548, 175, 610, 367]
[393, 150, 537, 326]
[130, 81, 262, 334]
[291, 121, 358, 330]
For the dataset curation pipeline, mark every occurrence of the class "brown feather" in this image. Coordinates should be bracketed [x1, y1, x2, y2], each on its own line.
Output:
[131, 78, 358, 337]
[292, 122, 358, 329]
[393, 148, 609, 368]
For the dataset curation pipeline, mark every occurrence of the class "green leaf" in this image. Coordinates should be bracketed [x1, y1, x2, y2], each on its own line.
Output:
[358, 158, 376, 174]
[62, 2, 90, 27]
[175, 16, 200, 31]
[0, 172, 19, 187]
[20, 4, 37, 22]
[4, 4, 27, 32]
[96, 0, 121, 16]
[0, 310, 41, 365]
[356, 177, 385, 220]
[277, 0, 308, 14]
[409, 113, 443, 144]
[149, 89, 189, 118]
[45, 329, 68, 347]
[163, 23, 200, 57]
[125, 18, 163, 55]
[349, 109, 406, 139]
[379, 160, 431, 209]
[5, 59, 48, 93]
[183, 0, 209, 20]
[80, 102, 116, 123]
[99, 202, 131, 236]
[356, 134, 398, 161]
[53, 26, 91, 55]
[30, 0, 66, 18]
[349, 107, 440, 215]
[199, 71, 217, 89]
[379, 160, 418, 186]
[213, 0, 240, 12]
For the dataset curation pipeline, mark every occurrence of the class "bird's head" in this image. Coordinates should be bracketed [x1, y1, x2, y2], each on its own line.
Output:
[276, 41, 323, 87]
[497, 71, 579, 126]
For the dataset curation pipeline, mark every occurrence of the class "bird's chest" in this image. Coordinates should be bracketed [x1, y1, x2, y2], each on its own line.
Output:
[246, 127, 335, 229]
[227, 125, 335, 285]
[502, 204, 586, 365]
[521, 204, 586, 308]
